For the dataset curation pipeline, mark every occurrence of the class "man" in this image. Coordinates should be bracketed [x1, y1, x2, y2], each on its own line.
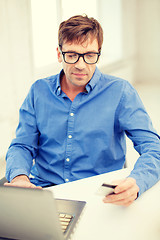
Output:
[5, 15, 160, 206]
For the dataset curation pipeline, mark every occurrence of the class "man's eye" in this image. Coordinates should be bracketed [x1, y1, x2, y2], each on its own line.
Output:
[86, 54, 95, 58]
[67, 53, 77, 58]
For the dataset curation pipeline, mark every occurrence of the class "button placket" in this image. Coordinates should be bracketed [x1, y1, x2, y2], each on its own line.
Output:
[64, 104, 76, 182]
[63, 94, 82, 182]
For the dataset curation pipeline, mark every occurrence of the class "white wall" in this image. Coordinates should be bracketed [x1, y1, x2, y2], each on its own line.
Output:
[99, 0, 137, 83]
[0, 0, 33, 156]
[101, 0, 160, 85]
[136, 0, 160, 83]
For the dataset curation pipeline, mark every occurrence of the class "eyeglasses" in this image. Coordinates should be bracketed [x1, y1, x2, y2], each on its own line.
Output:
[61, 51, 101, 64]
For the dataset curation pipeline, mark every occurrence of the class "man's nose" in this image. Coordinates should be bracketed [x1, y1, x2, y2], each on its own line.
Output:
[75, 56, 86, 69]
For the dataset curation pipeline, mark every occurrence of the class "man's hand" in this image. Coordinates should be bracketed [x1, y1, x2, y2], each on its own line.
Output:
[103, 177, 139, 206]
[4, 175, 42, 189]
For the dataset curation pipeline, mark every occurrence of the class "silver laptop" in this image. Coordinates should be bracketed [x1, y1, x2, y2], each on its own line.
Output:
[0, 186, 86, 240]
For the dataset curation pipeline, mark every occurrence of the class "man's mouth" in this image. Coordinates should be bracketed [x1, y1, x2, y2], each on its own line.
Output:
[72, 73, 87, 78]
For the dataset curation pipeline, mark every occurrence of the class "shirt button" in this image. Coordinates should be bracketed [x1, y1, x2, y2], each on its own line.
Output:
[66, 158, 70, 162]
[70, 113, 74, 116]
[65, 179, 69, 182]
[68, 135, 72, 139]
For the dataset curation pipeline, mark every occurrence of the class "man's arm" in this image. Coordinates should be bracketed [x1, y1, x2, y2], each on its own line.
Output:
[4, 175, 42, 189]
[116, 81, 160, 198]
[5, 84, 39, 183]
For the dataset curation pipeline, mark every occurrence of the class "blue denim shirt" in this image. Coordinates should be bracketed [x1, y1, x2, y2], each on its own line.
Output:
[6, 68, 160, 195]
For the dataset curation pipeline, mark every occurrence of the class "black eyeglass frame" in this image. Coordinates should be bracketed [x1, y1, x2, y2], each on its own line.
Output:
[61, 51, 101, 64]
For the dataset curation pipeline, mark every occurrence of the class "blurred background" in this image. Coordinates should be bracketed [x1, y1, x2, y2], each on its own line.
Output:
[0, 0, 160, 178]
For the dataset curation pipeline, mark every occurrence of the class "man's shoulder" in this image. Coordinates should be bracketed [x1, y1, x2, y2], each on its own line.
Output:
[29, 73, 60, 96]
[99, 71, 131, 91]
[25, 73, 61, 100]
[33, 74, 58, 87]
[101, 72, 126, 84]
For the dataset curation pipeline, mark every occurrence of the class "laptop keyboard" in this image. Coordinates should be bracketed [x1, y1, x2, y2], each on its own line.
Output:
[59, 213, 74, 233]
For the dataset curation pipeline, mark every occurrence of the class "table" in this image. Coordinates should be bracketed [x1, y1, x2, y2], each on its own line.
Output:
[48, 168, 160, 240]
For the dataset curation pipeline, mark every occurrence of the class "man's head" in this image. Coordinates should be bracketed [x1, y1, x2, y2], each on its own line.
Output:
[58, 15, 103, 52]
[57, 15, 103, 90]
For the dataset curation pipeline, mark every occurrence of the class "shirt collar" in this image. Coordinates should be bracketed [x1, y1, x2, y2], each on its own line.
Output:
[55, 67, 101, 95]
[55, 70, 64, 96]
[85, 67, 101, 93]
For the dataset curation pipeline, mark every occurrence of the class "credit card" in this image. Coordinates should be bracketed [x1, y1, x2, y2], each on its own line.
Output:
[96, 183, 117, 196]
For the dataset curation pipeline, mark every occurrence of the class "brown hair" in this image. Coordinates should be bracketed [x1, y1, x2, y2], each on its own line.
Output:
[58, 15, 103, 51]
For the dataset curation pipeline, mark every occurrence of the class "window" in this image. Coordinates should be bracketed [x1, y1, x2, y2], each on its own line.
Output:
[31, 0, 58, 69]
[99, 0, 123, 65]
[61, 0, 98, 20]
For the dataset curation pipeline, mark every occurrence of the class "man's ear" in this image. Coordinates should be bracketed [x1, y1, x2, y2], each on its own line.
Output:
[57, 47, 62, 63]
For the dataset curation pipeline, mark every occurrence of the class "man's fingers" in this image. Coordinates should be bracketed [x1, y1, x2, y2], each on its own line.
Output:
[114, 178, 137, 194]
[103, 191, 137, 205]
[103, 177, 139, 206]
[4, 182, 10, 186]
[4, 181, 42, 189]
[104, 197, 135, 207]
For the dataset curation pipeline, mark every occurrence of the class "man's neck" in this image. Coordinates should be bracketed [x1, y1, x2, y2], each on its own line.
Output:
[61, 75, 86, 101]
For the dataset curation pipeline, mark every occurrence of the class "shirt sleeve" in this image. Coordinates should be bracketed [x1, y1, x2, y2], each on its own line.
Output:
[5, 84, 39, 182]
[117, 81, 160, 196]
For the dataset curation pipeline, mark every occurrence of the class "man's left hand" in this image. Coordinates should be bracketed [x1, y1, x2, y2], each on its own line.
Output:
[103, 177, 139, 206]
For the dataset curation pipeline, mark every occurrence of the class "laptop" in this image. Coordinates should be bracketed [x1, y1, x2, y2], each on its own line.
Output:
[0, 186, 86, 240]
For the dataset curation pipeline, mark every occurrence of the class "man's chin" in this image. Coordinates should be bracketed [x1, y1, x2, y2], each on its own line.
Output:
[71, 80, 88, 89]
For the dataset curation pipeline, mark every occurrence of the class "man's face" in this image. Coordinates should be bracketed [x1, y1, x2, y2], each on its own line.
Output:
[57, 38, 99, 89]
